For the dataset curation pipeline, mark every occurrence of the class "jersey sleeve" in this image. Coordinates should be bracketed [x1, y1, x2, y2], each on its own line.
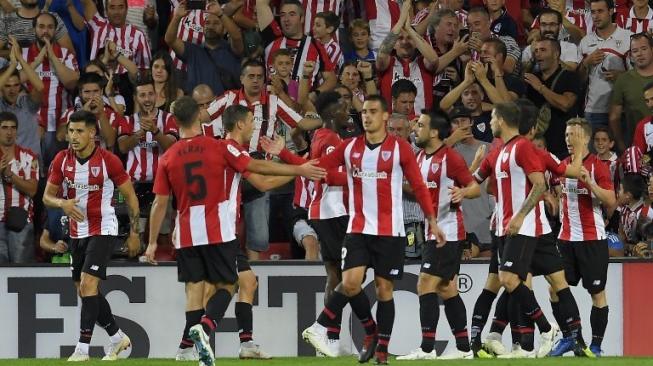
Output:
[314, 41, 335, 72]
[164, 115, 179, 139]
[449, 150, 474, 187]
[117, 116, 134, 137]
[540, 149, 565, 177]
[47, 151, 66, 185]
[474, 152, 495, 183]
[135, 31, 152, 69]
[153, 156, 171, 195]
[633, 119, 647, 153]
[595, 160, 615, 191]
[516, 141, 545, 174]
[223, 141, 253, 174]
[105, 151, 130, 186]
[206, 93, 229, 121]
[276, 97, 302, 128]
[399, 140, 435, 217]
[316, 139, 348, 170]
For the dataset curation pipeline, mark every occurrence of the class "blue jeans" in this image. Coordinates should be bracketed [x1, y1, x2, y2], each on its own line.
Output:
[585, 112, 609, 129]
[0, 222, 34, 263]
[243, 192, 270, 252]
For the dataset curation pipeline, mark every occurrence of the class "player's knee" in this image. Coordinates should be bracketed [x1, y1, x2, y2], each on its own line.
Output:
[499, 272, 519, 292]
[548, 286, 559, 301]
[591, 290, 607, 307]
[341, 281, 361, 297]
[78, 279, 98, 297]
[374, 281, 394, 301]
[238, 272, 258, 295]
[416, 274, 437, 295]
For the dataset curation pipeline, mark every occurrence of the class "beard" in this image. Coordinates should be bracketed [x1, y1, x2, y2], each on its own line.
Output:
[415, 138, 428, 149]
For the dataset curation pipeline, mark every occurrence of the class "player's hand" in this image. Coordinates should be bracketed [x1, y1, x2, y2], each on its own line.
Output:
[53, 240, 68, 254]
[61, 198, 85, 222]
[259, 135, 285, 156]
[449, 186, 466, 204]
[298, 160, 327, 180]
[125, 233, 140, 258]
[428, 217, 446, 247]
[463, 61, 475, 83]
[471, 61, 488, 82]
[578, 166, 592, 185]
[507, 214, 524, 236]
[143, 243, 158, 265]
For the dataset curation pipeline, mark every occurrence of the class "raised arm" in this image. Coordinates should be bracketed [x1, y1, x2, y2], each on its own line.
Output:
[207, 2, 244, 57]
[440, 62, 475, 110]
[376, 0, 412, 72]
[45, 40, 79, 90]
[67, 0, 87, 31]
[404, 18, 438, 71]
[80, 0, 99, 21]
[165, 2, 188, 57]
[256, 0, 274, 31]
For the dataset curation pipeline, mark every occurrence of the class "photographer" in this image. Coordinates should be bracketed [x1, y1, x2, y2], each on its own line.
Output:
[39, 208, 70, 263]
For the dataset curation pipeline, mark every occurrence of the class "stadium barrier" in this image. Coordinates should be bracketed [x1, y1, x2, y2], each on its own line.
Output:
[0, 260, 649, 358]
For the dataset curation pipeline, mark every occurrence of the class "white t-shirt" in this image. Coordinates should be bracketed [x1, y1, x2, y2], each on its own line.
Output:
[522, 40, 581, 66]
[579, 27, 633, 113]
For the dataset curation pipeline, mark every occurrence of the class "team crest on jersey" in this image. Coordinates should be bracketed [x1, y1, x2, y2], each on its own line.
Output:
[616, 40, 622, 48]
[477, 123, 486, 133]
[431, 163, 439, 174]
[91, 167, 100, 177]
[381, 151, 392, 161]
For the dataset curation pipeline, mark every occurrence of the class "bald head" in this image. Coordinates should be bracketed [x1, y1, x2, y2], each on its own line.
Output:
[192, 84, 215, 112]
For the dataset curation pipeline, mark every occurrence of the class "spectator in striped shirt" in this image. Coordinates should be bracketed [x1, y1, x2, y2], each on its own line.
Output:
[312, 11, 343, 70]
[0, 111, 39, 263]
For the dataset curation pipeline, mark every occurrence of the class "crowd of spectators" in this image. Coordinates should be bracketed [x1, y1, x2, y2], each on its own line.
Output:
[2, 0, 653, 264]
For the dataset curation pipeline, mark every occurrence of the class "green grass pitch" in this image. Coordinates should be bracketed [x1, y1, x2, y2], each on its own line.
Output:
[0, 357, 651, 365]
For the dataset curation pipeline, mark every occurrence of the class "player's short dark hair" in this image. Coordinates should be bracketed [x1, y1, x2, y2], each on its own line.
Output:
[391, 79, 417, 99]
[590, 0, 614, 9]
[171, 96, 199, 128]
[315, 11, 340, 33]
[538, 38, 561, 56]
[135, 76, 155, 90]
[364, 95, 388, 112]
[424, 109, 451, 140]
[483, 38, 507, 59]
[622, 173, 646, 201]
[0, 111, 18, 126]
[280, 0, 303, 16]
[538, 8, 563, 25]
[515, 98, 538, 135]
[593, 126, 614, 141]
[78, 72, 104, 90]
[33, 12, 58, 29]
[315, 91, 342, 116]
[493, 102, 520, 129]
[241, 59, 266, 76]
[468, 6, 490, 19]
[223, 105, 251, 133]
[68, 110, 97, 128]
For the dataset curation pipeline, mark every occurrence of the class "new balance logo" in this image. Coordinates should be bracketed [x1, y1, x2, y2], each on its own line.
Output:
[504, 261, 513, 267]
[593, 280, 601, 285]
[90, 265, 99, 271]
[390, 269, 399, 275]
[423, 263, 431, 269]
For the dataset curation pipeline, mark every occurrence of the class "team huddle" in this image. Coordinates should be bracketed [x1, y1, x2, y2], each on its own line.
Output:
[47, 88, 613, 365]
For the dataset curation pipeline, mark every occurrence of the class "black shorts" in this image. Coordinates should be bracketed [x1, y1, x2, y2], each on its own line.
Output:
[237, 249, 251, 273]
[489, 233, 500, 275]
[421, 240, 463, 281]
[341, 234, 406, 280]
[176, 240, 239, 284]
[530, 233, 565, 277]
[71, 235, 119, 281]
[310, 216, 348, 262]
[559, 239, 609, 294]
[497, 235, 537, 281]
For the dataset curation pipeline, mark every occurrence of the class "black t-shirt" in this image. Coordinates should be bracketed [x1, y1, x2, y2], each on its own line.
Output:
[472, 112, 493, 143]
[526, 67, 580, 159]
[502, 73, 526, 97]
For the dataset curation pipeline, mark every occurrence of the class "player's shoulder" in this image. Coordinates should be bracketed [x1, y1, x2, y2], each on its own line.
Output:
[16, 145, 38, 159]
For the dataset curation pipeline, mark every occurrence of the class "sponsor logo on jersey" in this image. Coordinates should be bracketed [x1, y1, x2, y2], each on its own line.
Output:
[352, 167, 387, 179]
[64, 177, 100, 191]
[425, 181, 438, 189]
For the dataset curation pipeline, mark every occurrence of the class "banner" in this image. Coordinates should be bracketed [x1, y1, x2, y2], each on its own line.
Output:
[0, 263, 623, 358]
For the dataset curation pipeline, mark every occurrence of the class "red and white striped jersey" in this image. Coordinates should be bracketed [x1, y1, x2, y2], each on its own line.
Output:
[280, 134, 436, 236]
[23, 44, 78, 133]
[223, 139, 252, 227]
[633, 116, 653, 153]
[263, 33, 335, 88]
[203, 88, 302, 152]
[171, 10, 206, 69]
[0, 145, 38, 223]
[294, 176, 315, 209]
[620, 200, 651, 243]
[87, 12, 152, 73]
[153, 136, 252, 248]
[379, 56, 435, 115]
[308, 128, 347, 220]
[59, 106, 124, 149]
[616, 6, 653, 33]
[477, 136, 549, 237]
[417, 145, 473, 242]
[558, 154, 613, 242]
[48, 147, 129, 239]
[364, 0, 400, 50]
[598, 151, 620, 190]
[117, 110, 179, 182]
[303, 0, 343, 35]
[322, 37, 344, 70]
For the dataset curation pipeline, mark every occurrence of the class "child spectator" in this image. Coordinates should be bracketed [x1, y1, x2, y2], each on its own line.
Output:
[594, 127, 620, 188]
[343, 19, 376, 63]
[312, 11, 343, 69]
